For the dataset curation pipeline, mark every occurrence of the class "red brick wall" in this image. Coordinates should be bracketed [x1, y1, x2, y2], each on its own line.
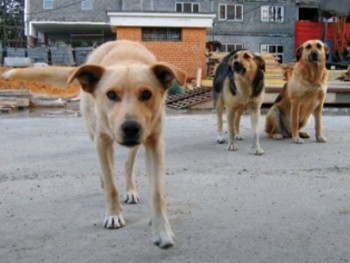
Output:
[115, 26, 208, 79]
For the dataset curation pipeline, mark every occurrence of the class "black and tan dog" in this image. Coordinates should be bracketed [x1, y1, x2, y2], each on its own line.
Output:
[3, 40, 186, 248]
[265, 39, 329, 144]
[213, 49, 266, 155]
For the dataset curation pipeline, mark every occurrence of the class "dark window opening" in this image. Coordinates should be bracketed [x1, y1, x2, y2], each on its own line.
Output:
[142, 28, 182, 42]
[299, 8, 319, 21]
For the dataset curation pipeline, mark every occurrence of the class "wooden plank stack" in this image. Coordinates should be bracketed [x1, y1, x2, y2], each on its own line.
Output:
[0, 89, 31, 113]
[0, 89, 67, 113]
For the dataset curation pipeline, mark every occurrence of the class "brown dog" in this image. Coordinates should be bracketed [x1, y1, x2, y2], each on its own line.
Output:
[213, 49, 266, 155]
[265, 39, 329, 144]
[3, 40, 186, 248]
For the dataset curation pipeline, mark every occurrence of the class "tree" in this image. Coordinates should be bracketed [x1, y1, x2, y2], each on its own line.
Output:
[0, 0, 25, 48]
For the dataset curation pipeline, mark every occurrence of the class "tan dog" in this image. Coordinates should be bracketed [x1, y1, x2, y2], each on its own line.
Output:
[213, 49, 266, 155]
[3, 40, 186, 248]
[265, 39, 329, 144]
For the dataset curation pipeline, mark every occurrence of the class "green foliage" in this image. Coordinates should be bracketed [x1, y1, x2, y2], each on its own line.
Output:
[0, 0, 25, 47]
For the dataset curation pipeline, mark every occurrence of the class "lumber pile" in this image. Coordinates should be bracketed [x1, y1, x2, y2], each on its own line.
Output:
[0, 89, 69, 113]
[204, 51, 286, 88]
[0, 89, 31, 113]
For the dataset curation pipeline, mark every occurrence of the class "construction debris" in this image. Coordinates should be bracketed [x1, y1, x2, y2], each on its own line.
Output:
[0, 89, 31, 113]
[0, 67, 79, 97]
[166, 87, 212, 109]
[0, 67, 79, 113]
[337, 70, 350, 81]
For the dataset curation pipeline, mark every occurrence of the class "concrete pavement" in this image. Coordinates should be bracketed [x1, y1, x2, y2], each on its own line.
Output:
[1, 110, 350, 263]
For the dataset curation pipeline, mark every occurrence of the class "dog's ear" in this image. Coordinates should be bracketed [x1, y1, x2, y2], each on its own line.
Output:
[151, 62, 187, 89]
[254, 55, 266, 72]
[68, 65, 105, 93]
[323, 43, 330, 61]
[323, 43, 329, 54]
[228, 55, 235, 67]
[295, 45, 303, 61]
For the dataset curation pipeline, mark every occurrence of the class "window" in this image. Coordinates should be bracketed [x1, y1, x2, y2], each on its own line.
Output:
[220, 43, 244, 52]
[142, 28, 182, 42]
[261, 44, 284, 63]
[175, 2, 200, 13]
[43, 0, 53, 9]
[218, 4, 243, 21]
[81, 0, 93, 10]
[261, 6, 284, 22]
[299, 7, 318, 21]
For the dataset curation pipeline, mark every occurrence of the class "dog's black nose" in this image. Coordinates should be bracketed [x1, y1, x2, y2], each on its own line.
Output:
[233, 61, 241, 70]
[121, 120, 141, 147]
[233, 61, 245, 74]
[309, 51, 319, 62]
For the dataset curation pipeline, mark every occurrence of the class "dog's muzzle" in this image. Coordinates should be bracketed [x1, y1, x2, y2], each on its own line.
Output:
[120, 120, 142, 147]
[308, 51, 319, 63]
[233, 61, 246, 75]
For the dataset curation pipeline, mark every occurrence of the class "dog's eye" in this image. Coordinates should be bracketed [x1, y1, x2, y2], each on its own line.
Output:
[139, 90, 152, 102]
[106, 90, 120, 102]
[233, 54, 238, 59]
[316, 43, 322, 49]
[306, 44, 312, 49]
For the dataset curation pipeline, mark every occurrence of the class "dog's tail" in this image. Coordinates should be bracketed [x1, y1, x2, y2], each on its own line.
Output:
[2, 66, 77, 87]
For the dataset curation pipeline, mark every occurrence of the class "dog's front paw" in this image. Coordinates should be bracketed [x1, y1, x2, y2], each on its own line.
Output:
[270, 133, 283, 140]
[293, 137, 304, 144]
[316, 135, 327, 143]
[227, 143, 238, 151]
[103, 214, 125, 229]
[152, 220, 175, 249]
[235, 134, 244, 140]
[254, 147, 265, 155]
[124, 190, 139, 204]
[217, 136, 225, 144]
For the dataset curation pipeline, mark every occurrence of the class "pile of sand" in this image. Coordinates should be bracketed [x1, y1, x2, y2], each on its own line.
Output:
[0, 67, 80, 99]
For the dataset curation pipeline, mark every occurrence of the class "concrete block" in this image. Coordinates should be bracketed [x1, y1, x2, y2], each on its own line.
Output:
[4, 57, 32, 67]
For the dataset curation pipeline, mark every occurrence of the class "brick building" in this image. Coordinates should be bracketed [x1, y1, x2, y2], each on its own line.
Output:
[24, 0, 215, 79]
[20, 1, 340, 76]
[106, 11, 214, 79]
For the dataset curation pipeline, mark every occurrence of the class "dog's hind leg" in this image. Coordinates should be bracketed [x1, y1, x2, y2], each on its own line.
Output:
[250, 106, 264, 155]
[145, 136, 174, 249]
[299, 131, 311, 138]
[96, 135, 125, 229]
[216, 99, 226, 144]
[297, 115, 311, 139]
[124, 146, 140, 204]
[265, 107, 284, 139]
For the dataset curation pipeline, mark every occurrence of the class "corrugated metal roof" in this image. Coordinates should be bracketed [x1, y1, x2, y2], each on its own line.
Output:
[319, 0, 350, 17]
[297, 0, 319, 6]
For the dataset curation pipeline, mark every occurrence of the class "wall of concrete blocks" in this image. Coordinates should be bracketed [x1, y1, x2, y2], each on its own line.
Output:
[1, 46, 93, 66]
